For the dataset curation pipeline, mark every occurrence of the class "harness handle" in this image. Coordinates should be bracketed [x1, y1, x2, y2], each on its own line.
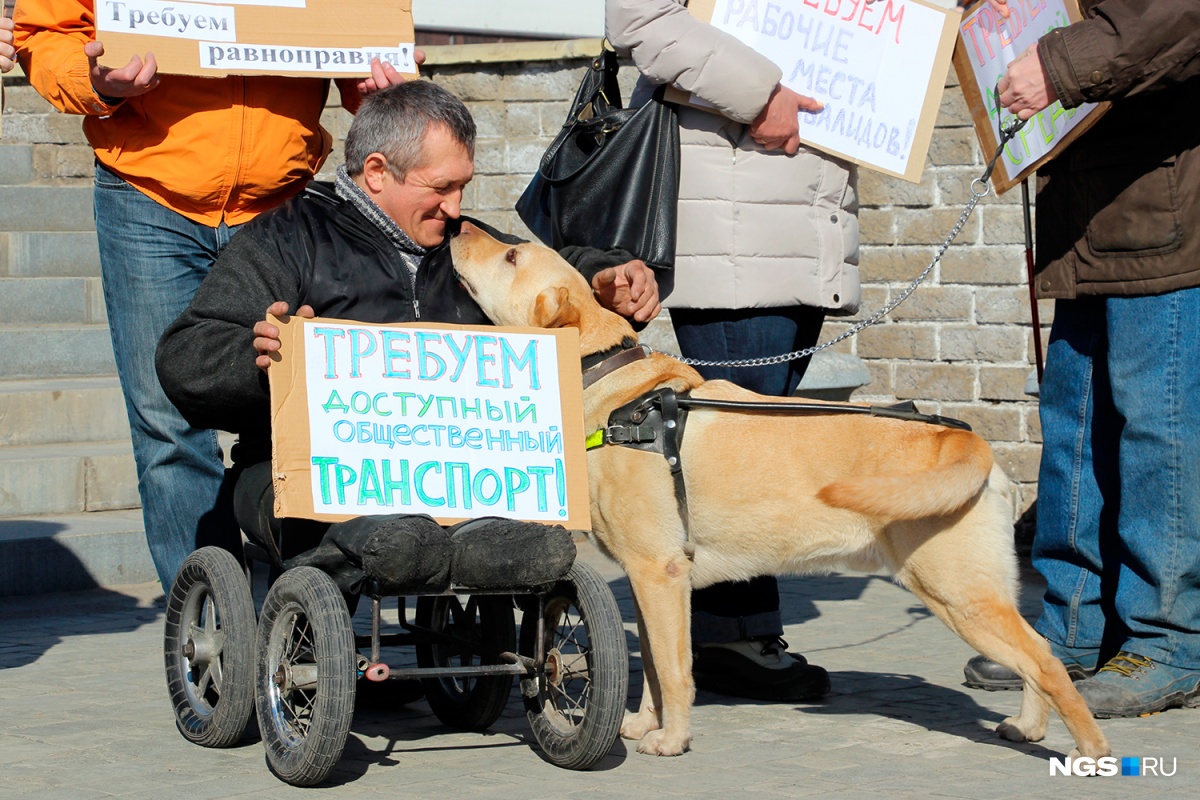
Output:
[676, 396, 972, 431]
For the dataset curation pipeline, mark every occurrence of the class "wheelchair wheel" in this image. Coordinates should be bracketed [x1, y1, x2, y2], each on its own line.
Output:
[415, 594, 516, 730]
[164, 546, 256, 748]
[521, 561, 627, 770]
[255, 567, 355, 786]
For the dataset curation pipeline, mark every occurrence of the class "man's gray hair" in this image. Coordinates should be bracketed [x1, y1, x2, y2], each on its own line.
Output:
[344, 81, 476, 178]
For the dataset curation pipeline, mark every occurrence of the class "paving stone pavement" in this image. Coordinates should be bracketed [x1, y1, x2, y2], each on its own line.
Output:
[2, 541, 1198, 799]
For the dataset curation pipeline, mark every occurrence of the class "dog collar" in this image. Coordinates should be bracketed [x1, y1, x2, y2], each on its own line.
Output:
[581, 344, 650, 390]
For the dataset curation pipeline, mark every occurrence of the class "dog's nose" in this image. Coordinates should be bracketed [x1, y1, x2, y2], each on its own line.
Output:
[452, 220, 475, 238]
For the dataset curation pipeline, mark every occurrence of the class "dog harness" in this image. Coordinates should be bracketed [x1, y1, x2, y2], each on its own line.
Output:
[582, 345, 972, 544]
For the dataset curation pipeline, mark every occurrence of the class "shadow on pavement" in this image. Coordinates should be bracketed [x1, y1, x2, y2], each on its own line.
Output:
[794, 669, 1068, 759]
[0, 523, 162, 669]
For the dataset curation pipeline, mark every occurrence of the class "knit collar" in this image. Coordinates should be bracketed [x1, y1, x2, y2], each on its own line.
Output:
[335, 165, 427, 273]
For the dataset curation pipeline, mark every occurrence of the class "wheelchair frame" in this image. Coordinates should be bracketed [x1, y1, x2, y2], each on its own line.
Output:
[163, 540, 628, 786]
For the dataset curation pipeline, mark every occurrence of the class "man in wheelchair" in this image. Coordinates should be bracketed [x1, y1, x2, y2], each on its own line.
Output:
[155, 79, 659, 600]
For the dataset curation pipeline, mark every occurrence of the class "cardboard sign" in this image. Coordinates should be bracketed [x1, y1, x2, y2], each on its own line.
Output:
[268, 315, 592, 530]
[94, 0, 418, 78]
[670, 0, 961, 182]
[952, 0, 1108, 194]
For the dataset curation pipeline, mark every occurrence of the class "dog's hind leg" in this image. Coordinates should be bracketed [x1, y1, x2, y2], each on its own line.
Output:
[899, 571, 1109, 759]
[622, 553, 696, 756]
[972, 609, 1109, 760]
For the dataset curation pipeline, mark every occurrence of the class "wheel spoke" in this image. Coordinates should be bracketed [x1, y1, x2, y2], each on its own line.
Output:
[276, 608, 321, 740]
[548, 691, 584, 727]
[196, 662, 214, 697]
[202, 595, 218, 637]
[542, 603, 593, 728]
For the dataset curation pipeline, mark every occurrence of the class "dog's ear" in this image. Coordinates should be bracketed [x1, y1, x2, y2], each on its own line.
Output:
[533, 286, 580, 329]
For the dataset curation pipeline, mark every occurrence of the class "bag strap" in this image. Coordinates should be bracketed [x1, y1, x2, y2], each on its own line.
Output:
[598, 49, 622, 114]
[536, 50, 625, 180]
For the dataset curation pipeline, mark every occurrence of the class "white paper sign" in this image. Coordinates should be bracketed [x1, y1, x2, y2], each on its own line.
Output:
[200, 41, 418, 72]
[957, 0, 1098, 181]
[301, 321, 572, 521]
[709, 0, 956, 178]
[97, 0, 238, 42]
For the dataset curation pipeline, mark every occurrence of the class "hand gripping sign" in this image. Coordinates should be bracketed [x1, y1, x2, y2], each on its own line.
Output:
[952, 0, 1108, 194]
[671, 0, 962, 182]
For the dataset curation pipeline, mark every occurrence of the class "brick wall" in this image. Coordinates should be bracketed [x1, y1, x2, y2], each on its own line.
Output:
[0, 41, 1046, 519]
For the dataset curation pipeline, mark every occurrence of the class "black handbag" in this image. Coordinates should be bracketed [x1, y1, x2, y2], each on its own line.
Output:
[516, 49, 680, 269]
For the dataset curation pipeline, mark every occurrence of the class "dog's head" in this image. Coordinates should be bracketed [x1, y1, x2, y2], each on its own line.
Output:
[450, 222, 635, 351]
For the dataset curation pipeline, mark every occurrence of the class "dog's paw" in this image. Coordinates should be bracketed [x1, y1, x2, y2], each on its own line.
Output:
[635, 728, 691, 756]
[1069, 744, 1112, 761]
[620, 710, 660, 741]
[998, 716, 1045, 743]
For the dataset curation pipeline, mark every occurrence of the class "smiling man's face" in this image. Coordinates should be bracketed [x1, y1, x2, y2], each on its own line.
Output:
[375, 124, 475, 249]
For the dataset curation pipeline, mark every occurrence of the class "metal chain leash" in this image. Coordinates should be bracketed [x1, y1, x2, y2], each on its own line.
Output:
[660, 115, 1030, 370]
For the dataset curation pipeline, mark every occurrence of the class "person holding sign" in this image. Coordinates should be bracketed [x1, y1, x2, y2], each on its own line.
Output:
[156, 80, 658, 600]
[961, 0, 1200, 719]
[606, 0, 863, 703]
[12, 1, 409, 592]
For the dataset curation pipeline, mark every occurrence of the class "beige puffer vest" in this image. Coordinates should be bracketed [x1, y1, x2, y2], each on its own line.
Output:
[607, 0, 860, 312]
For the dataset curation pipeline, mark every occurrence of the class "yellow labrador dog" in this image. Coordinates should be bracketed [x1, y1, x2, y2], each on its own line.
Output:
[450, 222, 1109, 761]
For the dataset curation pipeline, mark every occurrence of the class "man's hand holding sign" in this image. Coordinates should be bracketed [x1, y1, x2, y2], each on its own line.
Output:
[674, 0, 963, 182]
[997, 42, 1058, 120]
[951, 0, 1105, 193]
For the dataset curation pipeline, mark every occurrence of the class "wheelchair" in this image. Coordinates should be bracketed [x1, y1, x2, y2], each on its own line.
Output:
[161, 520, 628, 787]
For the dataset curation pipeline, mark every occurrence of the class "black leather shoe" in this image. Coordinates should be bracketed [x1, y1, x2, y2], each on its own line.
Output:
[963, 655, 1024, 690]
[964, 646, 1098, 691]
[693, 637, 830, 702]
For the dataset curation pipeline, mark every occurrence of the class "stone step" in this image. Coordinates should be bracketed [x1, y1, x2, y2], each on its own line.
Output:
[0, 324, 116, 379]
[0, 231, 102, 278]
[795, 351, 872, 401]
[0, 377, 130, 447]
[0, 440, 139, 516]
[0, 144, 34, 186]
[0, 185, 95, 232]
[0, 277, 104, 325]
[0, 510, 155, 596]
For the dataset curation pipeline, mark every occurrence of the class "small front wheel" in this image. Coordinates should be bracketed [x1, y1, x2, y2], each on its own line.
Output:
[522, 562, 627, 770]
[255, 567, 355, 786]
[415, 594, 516, 730]
[164, 546, 256, 747]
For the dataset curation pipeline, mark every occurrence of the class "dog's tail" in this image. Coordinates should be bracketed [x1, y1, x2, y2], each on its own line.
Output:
[816, 428, 994, 520]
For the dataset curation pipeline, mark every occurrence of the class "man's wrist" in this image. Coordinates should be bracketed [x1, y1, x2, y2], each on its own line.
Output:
[94, 88, 125, 106]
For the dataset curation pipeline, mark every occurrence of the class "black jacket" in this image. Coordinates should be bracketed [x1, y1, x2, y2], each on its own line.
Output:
[156, 181, 628, 464]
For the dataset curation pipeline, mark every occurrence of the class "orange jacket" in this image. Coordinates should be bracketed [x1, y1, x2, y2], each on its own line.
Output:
[15, 0, 362, 225]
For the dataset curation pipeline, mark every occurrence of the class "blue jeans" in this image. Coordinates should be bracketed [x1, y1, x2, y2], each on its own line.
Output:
[93, 163, 242, 588]
[671, 306, 827, 644]
[1033, 291, 1200, 670]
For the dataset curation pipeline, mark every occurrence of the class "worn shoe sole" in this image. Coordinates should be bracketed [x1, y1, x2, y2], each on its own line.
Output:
[1087, 686, 1200, 719]
[963, 658, 1092, 691]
